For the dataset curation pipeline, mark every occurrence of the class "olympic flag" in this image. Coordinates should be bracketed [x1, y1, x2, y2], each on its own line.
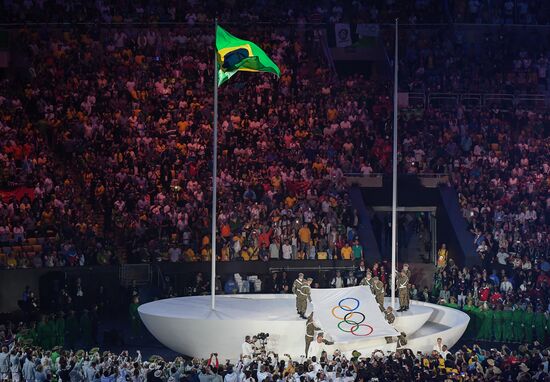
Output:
[310, 286, 399, 343]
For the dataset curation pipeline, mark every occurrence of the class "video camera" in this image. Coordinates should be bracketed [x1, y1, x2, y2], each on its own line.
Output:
[256, 332, 269, 341]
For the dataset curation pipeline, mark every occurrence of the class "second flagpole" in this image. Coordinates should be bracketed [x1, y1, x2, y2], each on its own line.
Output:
[211, 18, 219, 310]
[390, 18, 398, 311]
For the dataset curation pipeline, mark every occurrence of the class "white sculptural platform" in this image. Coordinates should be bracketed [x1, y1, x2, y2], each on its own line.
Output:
[139, 294, 469, 360]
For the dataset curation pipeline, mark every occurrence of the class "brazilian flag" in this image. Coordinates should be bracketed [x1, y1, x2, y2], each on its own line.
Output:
[216, 25, 281, 86]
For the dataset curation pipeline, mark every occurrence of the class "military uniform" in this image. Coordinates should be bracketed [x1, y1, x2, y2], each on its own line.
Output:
[360, 275, 374, 294]
[296, 279, 312, 318]
[397, 273, 410, 312]
[397, 332, 407, 347]
[385, 308, 395, 324]
[402, 265, 411, 282]
[305, 314, 321, 356]
[292, 276, 304, 313]
[372, 277, 385, 311]
[384, 307, 396, 344]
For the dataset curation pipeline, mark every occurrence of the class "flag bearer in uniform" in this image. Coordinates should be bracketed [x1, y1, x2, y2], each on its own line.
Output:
[372, 277, 385, 311]
[384, 306, 396, 343]
[292, 273, 304, 315]
[397, 270, 410, 312]
[360, 272, 374, 293]
[305, 313, 321, 357]
[402, 264, 411, 281]
[296, 278, 312, 319]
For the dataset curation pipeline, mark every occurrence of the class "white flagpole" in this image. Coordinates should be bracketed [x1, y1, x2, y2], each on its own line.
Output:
[390, 19, 398, 311]
[211, 18, 219, 310]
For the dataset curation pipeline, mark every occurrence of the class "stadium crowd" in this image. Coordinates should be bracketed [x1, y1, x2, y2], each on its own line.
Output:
[0, 20, 547, 268]
[0, 21, 383, 268]
[3, 0, 550, 25]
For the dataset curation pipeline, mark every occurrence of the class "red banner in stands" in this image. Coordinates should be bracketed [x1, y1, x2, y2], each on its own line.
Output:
[285, 180, 311, 195]
[0, 187, 35, 202]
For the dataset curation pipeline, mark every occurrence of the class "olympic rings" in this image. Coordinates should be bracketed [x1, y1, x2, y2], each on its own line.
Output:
[350, 323, 374, 336]
[331, 298, 374, 336]
[337, 320, 357, 333]
[344, 311, 365, 324]
[338, 298, 360, 311]
[331, 305, 352, 319]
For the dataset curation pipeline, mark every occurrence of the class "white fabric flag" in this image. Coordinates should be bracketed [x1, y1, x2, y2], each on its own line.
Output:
[335, 23, 352, 47]
[310, 286, 399, 343]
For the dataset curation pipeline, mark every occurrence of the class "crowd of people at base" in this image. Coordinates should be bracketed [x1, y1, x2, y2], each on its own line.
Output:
[1, 330, 550, 382]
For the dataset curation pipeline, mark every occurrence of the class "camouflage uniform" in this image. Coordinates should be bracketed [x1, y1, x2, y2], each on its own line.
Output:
[397, 272, 410, 311]
[384, 307, 396, 343]
[402, 265, 411, 281]
[360, 274, 374, 294]
[292, 275, 304, 313]
[297, 279, 312, 318]
[372, 277, 385, 311]
[305, 313, 321, 356]
[397, 332, 407, 347]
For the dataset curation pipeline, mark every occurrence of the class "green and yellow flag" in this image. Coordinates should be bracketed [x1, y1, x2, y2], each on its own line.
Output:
[216, 25, 281, 86]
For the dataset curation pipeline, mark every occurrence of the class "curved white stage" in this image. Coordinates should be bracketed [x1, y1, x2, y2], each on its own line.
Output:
[139, 294, 468, 360]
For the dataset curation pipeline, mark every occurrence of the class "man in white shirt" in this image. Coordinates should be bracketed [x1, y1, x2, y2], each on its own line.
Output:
[440, 345, 450, 360]
[330, 271, 345, 288]
[433, 337, 444, 355]
[223, 363, 242, 382]
[10, 350, 21, 382]
[500, 277, 513, 294]
[0, 346, 9, 381]
[307, 333, 333, 359]
[256, 365, 271, 382]
[241, 336, 255, 360]
[496, 250, 509, 265]
[281, 240, 293, 260]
